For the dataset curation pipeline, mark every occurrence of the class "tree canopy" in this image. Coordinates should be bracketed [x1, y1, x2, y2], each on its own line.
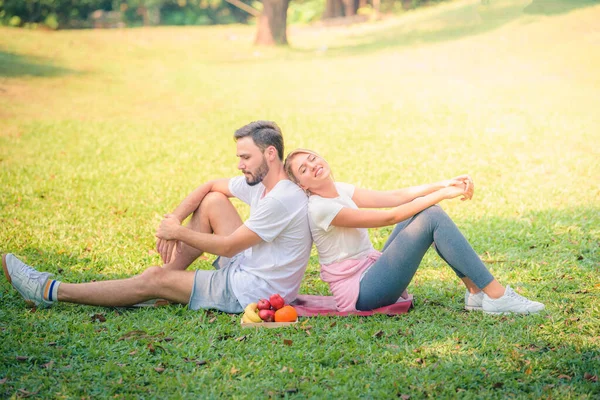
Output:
[0, 0, 451, 45]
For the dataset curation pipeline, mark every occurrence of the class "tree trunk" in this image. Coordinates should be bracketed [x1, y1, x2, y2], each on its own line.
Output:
[401, 0, 413, 10]
[323, 0, 358, 19]
[255, 0, 290, 46]
[323, 0, 344, 18]
[342, 0, 357, 16]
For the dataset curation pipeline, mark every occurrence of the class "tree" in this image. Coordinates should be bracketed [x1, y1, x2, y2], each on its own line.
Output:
[254, 0, 290, 45]
[323, 0, 359, 18]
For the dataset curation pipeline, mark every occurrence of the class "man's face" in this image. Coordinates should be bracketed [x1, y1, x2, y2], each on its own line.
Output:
[236, 137, 269, 186]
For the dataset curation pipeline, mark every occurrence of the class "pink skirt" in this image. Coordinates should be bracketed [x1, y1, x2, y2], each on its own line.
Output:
[320, 250, 382, 312]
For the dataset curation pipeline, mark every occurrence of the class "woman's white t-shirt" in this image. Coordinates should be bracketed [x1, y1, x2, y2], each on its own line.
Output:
[308, 182, 374, 264]
[308, 182, 381, 311]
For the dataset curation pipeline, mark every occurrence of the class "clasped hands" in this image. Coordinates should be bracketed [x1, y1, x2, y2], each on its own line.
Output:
[442, 175, 474, 201]
[155, 214, 182, 264]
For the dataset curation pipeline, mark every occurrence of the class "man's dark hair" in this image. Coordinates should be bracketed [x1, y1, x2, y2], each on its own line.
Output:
[234, 121, 284, 161]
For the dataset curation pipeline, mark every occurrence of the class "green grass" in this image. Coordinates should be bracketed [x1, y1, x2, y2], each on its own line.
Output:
[1, 0, 599, 397]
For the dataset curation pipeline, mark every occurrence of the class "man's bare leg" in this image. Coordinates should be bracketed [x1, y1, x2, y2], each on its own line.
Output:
[163, 192, 243, 271]
[58, 267, 195, 307]
[60, 192, 243, 307]
[3, 195, 243, 308]
[3, 253, 194, 307]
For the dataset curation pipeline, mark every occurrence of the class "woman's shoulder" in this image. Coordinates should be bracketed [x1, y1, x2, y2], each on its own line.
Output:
[335, 182, 355, 197]
[308, 194, 330, 206]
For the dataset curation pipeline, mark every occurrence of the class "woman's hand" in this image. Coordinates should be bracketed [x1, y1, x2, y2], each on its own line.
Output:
[441, 184, 467, 200]
[441, 175, 474, 201]
[462, 176, 474, 200]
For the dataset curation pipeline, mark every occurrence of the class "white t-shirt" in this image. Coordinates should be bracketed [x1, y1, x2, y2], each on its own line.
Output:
[227, 176, 312, 307]
[309, 182, 374, 265]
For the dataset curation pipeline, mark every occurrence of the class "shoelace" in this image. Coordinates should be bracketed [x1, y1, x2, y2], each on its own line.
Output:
[18, 263, 45, 282]
[507, 290, 530, 303]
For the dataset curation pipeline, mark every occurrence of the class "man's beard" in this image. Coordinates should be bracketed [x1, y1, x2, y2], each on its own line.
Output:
[245, 157, 269, 186]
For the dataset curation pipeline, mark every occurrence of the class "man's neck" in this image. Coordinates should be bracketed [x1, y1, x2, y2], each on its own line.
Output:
[261, 164, 288, 195]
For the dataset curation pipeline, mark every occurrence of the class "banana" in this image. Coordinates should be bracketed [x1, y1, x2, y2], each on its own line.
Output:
[244, 303, 263, 323]
[241, 313, 254, 324]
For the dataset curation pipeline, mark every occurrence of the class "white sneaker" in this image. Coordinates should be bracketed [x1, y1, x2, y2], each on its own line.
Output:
[465, 290, 484, 311]
[2, 253, 53, 307]
[482, 285, 545, 315]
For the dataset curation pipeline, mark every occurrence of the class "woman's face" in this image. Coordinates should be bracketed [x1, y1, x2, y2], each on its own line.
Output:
[289, 152, 332, 191]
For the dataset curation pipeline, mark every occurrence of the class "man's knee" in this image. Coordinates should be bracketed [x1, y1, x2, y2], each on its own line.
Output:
[187, 191, 234, 231]
[195, 191, 242, 236]
[199, 192, 231, 213]
[139, 266, 168, 291]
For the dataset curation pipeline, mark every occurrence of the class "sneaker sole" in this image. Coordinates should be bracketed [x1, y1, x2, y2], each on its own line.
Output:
[131, 299, 171, 308]
[483, 310, 541, 315]
[465, 305, 483, 311]
[2, 254, 11, 284]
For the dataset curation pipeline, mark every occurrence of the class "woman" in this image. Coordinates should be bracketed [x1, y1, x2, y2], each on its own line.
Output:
[284, 149, 544, 314]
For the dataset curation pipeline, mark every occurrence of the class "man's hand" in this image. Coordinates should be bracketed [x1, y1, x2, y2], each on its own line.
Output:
[156, 214, 183, 264]
[156, 238, 181, 265]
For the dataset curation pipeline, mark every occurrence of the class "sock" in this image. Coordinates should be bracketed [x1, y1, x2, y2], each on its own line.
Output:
[43, 279, 61, 302]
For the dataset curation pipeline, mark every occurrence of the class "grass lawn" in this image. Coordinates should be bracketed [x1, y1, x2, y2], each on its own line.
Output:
[1, 0, 599, 397]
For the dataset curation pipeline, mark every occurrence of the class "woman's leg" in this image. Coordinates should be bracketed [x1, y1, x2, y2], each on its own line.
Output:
[356, 205, 497, 310]
[431, 234, 505, 298]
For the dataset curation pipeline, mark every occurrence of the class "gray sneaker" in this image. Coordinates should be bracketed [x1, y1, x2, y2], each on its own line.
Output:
[465, 290, 484, 311]
[2, 253, 53, 307]
[482, 285, 545, 315]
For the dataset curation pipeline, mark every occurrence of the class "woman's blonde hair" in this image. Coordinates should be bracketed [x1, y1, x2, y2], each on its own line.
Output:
[284, 148, 333, 194]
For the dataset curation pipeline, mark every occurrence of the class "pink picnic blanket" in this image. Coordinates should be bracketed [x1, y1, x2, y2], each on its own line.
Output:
[291, 294, 413, 317]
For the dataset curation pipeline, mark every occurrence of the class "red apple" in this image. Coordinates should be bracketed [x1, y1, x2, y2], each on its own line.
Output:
[269, 293, 285, 310]
[258, 309, 276, 322]
[257, 299, 271, 310]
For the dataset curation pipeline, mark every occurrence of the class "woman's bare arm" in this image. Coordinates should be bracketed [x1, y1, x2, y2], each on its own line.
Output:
[332, 184, 467, 229]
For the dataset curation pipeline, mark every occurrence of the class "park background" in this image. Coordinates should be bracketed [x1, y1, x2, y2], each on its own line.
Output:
[1, 0, 599, 397]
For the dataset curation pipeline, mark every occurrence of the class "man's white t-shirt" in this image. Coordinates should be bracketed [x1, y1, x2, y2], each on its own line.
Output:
[309, 182, 374, 265]
[227, 176, 312, 307]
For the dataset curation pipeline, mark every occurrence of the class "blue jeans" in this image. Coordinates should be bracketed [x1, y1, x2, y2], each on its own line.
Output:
[355, 205, 494, 311]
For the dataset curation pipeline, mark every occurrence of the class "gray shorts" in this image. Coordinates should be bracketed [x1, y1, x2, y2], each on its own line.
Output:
[188, 255, 244, 313]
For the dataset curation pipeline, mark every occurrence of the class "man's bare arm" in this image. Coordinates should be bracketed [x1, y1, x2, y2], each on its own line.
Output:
[156, 214, 261, 258]
[171, 179, 232, 222]
[157, 179, 232, 263]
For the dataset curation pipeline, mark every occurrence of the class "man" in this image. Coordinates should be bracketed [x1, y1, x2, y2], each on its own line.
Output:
[2, 121, 312, 313]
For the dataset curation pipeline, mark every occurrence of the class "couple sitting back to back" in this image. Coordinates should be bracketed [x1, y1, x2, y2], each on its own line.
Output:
[3, 121, 544, 315]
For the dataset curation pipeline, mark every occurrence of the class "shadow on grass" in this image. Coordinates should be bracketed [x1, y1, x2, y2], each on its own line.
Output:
[368, 204, 599, 292]
[1, 211, 597, 397]
[3, 205, 597, 306]
[0, 51, 74, 78]
[461, 206, 599, 270]
[290, 0, 599, 58]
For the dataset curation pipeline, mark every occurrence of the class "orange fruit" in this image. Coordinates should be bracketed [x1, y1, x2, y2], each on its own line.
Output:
[274, 305, 297, 322]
